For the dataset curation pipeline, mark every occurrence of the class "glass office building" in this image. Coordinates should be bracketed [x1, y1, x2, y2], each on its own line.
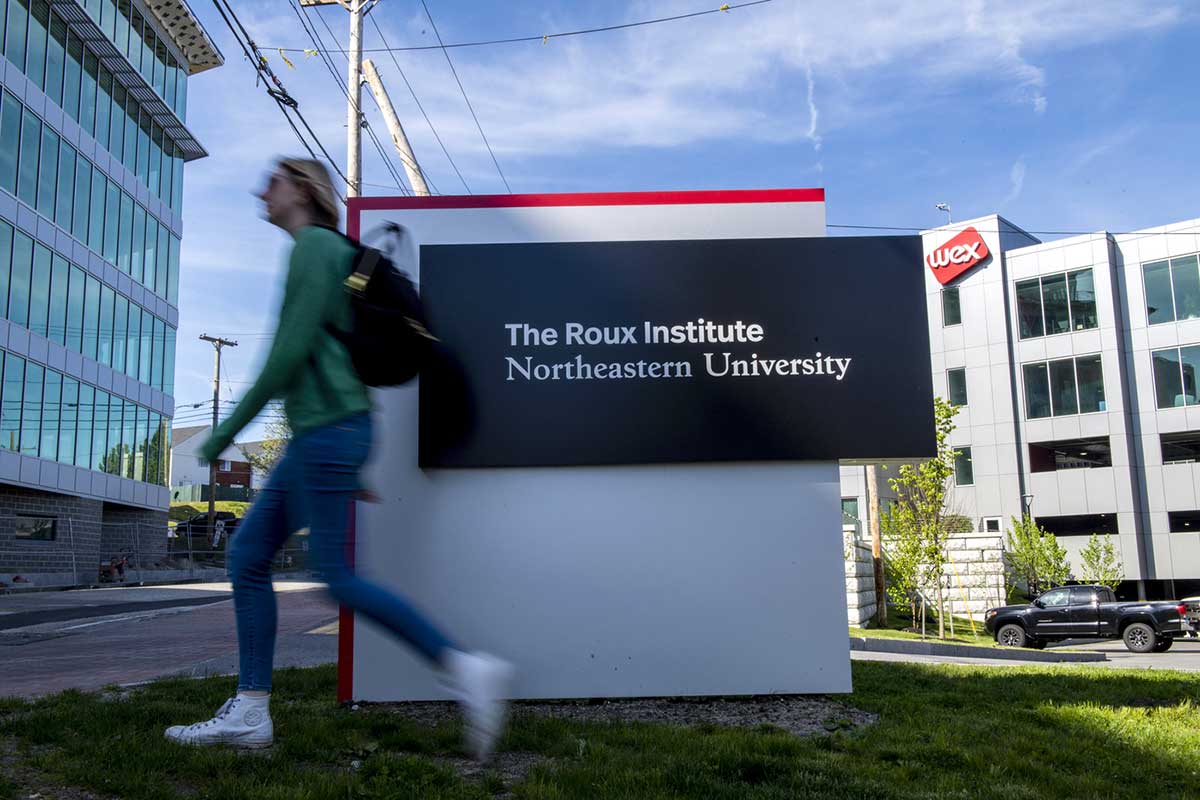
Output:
[0, 0, 220, 582]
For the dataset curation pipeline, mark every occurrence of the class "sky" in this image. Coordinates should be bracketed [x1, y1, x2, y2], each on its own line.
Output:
[171, 0, 1200, 441]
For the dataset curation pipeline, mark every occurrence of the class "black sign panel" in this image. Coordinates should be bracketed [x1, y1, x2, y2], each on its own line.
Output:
[417, 236, 935, 468]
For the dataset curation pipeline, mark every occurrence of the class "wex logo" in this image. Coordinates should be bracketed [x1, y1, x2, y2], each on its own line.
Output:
[926, 227, 990, 285]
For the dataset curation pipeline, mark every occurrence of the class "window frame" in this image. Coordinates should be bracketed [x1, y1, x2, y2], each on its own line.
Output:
[1022, 354, 1107, 419]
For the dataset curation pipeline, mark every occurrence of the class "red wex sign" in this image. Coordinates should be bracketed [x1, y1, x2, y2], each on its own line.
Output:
[926, 227, 990, 285]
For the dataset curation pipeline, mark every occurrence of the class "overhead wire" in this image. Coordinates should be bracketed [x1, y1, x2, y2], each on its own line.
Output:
[368, 13, 470, 194]
[300, 3, 421, 196]
[270, 0, 776, 54]
[420, 0, 510, 193]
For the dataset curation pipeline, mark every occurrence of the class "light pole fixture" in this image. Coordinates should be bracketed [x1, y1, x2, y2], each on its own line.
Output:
[1021, 493, 1034, 517]
[935, 203, 952, 225]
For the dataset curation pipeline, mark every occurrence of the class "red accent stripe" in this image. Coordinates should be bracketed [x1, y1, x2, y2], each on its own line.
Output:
[336, 502, 357, 704]
[347, 188, 823, 214]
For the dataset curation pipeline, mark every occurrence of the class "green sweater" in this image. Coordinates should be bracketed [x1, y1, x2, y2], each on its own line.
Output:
[202, 226, 371, 461]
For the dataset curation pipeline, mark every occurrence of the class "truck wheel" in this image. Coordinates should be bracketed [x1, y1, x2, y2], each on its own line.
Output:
[1153, 637, 1174, 653]
[997, 624, 1026, 648]
[1123, 623, 1157, 653]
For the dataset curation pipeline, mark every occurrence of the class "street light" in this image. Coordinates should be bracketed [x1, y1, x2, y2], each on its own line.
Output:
[935, 203, 952, 224]
[1021, 493, 1034, 518]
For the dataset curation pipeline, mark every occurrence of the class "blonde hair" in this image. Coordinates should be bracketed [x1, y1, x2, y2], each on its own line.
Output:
[277, 157, 340, 229]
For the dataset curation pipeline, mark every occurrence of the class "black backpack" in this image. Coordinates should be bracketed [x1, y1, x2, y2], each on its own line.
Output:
[324, 223, 437, 386]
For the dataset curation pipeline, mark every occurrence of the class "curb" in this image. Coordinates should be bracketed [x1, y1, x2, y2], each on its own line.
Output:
[849, 636, 1108, 663]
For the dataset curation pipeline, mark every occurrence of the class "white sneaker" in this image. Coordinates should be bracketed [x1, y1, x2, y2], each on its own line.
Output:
[442, 650, 516, 761]
[164, 695, 274, 749]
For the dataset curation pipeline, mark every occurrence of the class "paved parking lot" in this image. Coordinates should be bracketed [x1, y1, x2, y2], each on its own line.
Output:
[0, 582, 338, 698]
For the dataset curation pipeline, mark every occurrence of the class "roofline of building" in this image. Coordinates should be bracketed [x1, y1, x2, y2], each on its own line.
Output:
[148, 0, 226, 75]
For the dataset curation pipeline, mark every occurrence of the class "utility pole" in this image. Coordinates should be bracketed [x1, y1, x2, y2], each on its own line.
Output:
[199, 335, 237, 537]
[301, 0, 380, 198]
[866, 464, 887, 626]
[362, 58, 429, 195]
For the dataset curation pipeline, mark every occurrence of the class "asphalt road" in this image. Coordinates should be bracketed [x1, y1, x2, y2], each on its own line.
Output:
[0, 582, 338, 698]
[852, 636, 1200, 671]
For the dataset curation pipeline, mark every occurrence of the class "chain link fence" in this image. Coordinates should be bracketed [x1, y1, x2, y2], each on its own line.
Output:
[0, 514, 310, 590]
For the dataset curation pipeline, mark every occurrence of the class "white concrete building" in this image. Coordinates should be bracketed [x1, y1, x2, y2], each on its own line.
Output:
[840, 215, 1200, 601]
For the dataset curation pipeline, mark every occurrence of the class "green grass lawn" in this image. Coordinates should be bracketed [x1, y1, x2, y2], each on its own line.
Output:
[851, 609, 997, 647]
[3, 661, 1198, 799]
[168, 501, 252, 522]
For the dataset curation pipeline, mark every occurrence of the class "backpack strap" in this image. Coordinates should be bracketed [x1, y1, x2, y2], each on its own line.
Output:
[344, 248, 382, 295]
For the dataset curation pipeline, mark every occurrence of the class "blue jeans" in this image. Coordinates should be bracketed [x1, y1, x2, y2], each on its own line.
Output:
[228, 413, 456, 691]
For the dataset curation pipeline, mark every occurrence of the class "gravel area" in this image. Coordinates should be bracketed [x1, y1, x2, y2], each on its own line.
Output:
[376, 694, 876, 738]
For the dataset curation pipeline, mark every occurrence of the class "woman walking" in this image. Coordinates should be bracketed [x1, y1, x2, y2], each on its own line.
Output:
[164, 158, 513, 760]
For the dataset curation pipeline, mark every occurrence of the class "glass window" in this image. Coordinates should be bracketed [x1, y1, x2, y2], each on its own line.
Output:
[177, 67, 188, 121]
[0, 91, 21, 194]
[122, 399, 134, 478]
[954, 446, 974, 486]
[55, 139, 75, 231]
[101, 0, 115, 38]
[149, 123, 161, 196]
[14, 515, 55, 541]
[142, 217, 156, 289]
[139, 24, 153, 92]
[40, 368, 59, 460]
[26, 0, 47, 90]
[92, 389, 108, 471]
[1153, 348, 1185, 409]
[1041, 588, 1071, 607]
[1040, 273, 1070, 336]
[47, 253, 66, 345]
[75, 382, 93, 468]
[20, 361, 41, 456]
[113, 0, 128, 54]
[0, 353, 22, 450]
[948, 367, 968, 407]
[83, 274, 99, 360]
[97, 282, 113, 365]
[28, 243, 50, 338]
[71, 154, 90, 243]
[4, 0, 29, 71]
[1162, 431, 1200, 464]
[1076, 354, 1105, 413]
[109, 83, 126, 160]
[67, 265, 84, 352]
[58, 375, 77, 464]
[155, 222, 168, 296]
[103, 179, 119, 262]
[164, 325, 175, 396]
[160, 138, 173, 203]
[102, 391, 120, 472]
[63, 32, 82, 121]
[1171, 256, 1200, 322]
[18, 107, 41, 207]
[112, 294, 127, 372]
[1144, 260, 1175, 325]
[124, 300, 139, 377]
[132, 403, 146, 481]
[1048, 358, 1078, 417]
[87, 164, 105, 252]
[151, 316, 164, 390]
[45, 12, 65, 106]
[131, 205, 145, 282]
[942, 287, 961, 326]
[1181, 345, 1200, 408]
[167, 235, 180, 306]
[136, 111, 149, 180]
[123, 95, 137, 170]
[36, 125, 58, 218]
[165, 53, 177, 108]
[139, 307, 151, 382]
[172, 149, 184, 214]
[128, 9, 142, 70]
[0, 221, 10, 319]
[153, 40, 167, 97]
[1024, 362, 1050, 419]
[80, 50, 97, 135]
[95, 65, 112, 152]
[117, 192, 133, 273]
[8, 231, 31, 326]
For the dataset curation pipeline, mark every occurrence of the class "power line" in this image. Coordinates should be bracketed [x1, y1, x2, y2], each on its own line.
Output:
[420, 0, 511, 193]
[270, 0, 776, 54]
[368, 13, 470, 194]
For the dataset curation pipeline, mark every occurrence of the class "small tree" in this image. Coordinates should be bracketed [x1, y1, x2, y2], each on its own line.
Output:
[882, 397, 960, 638]
[881, 501, 924, 623]
[243, 409, 291, 482]
[1005, 515, 1070, 598]
[1078, 533, 1122, 589]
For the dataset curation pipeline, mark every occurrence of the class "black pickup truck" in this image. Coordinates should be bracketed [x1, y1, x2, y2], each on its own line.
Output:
[984, 585, 1190, 653]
